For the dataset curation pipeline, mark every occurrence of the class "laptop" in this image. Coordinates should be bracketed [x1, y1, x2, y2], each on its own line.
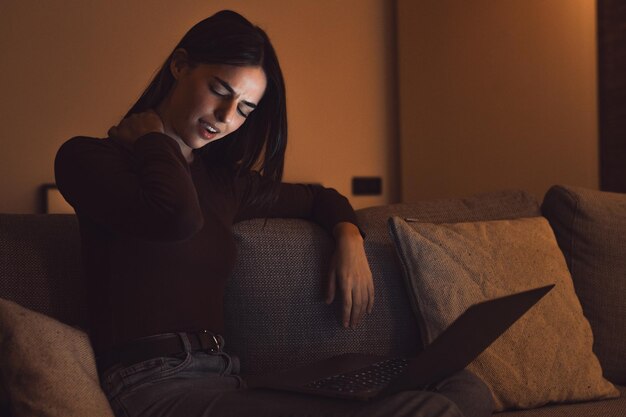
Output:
[246, 284, 554, 401]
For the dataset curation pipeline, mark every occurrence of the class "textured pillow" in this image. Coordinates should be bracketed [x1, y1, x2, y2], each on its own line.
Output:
[542, 185, 626, 384]
[388, 216, 619, 411]
[0, 297, 114, 417]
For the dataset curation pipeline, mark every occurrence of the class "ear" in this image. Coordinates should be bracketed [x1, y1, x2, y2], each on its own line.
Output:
[169, 48, 191, 80]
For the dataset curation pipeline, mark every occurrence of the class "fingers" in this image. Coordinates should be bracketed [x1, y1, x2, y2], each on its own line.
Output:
[325, 236, 375, 329]
[328, 262, 366, 328]
[342, 286, 353, 328]
[342, 280, 373, 329]
[351, 280, 374, 328]
[334, 272, 375, 329]
[107, 111, 165, 143]
[326, 269, 336, 305]
[366, 277, 374, 314]
[349, 285, 363, 328]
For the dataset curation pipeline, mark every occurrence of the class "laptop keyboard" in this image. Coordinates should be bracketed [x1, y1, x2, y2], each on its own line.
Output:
[304, 358, 409, 393]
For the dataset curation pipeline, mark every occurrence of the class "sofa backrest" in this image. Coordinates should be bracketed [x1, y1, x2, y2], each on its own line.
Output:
[0, 189, 541, 375]
[0, 214, 87, 328]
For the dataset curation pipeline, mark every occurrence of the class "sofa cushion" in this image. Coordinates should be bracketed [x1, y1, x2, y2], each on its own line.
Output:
[542, 185, 626, 384]
[497, 385, 626, 417]
[387, 216, 619, 411]
[0, 297, 113, 417]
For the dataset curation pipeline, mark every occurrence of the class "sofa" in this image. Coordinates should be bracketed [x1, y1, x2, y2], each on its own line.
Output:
[0, 185, 624, 416]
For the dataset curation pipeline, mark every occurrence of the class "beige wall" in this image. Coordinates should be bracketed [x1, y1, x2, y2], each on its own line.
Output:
[0, 0, 397, 213]
[397, 0, 599, 202]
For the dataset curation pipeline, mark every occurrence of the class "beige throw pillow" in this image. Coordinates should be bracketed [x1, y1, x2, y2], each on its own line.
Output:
[388, 216, 619, 411]
[0, 298, 114, 417]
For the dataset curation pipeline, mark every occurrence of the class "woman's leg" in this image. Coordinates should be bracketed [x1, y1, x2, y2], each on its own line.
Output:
[114, 380, 465, 417]
[431, 370, 494, 417]
[100, 338, 243, 417]
[102, 345, 490, 417]
[207, 370, 493, 417]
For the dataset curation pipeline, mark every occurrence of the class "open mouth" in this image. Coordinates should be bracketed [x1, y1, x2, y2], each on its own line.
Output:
[200, 120, 220, 134]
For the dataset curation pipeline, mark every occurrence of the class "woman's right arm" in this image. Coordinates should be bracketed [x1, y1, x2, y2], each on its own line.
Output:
[54, 129, 203, 242]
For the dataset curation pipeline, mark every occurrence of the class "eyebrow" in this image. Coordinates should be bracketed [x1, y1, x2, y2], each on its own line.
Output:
[214, 76, 257, 109]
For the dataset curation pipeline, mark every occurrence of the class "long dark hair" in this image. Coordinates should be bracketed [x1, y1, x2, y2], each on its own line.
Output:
[126, 10, 287, 206]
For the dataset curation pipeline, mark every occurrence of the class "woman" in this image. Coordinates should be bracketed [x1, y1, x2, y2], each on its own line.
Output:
[55, 10, 492, 417]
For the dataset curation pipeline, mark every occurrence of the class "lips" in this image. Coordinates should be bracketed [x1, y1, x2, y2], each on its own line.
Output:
[197, 119, 221, 142]
[200, 119, 220, 134]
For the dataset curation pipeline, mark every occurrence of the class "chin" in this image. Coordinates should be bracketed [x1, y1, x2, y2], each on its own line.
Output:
[183, 135, 208, 150]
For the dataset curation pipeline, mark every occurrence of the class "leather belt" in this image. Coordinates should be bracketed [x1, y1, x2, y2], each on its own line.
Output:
[97, 331, 222, 374]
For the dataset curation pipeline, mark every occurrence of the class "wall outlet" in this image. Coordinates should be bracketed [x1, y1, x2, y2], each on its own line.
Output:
[352, 177, 382, 196]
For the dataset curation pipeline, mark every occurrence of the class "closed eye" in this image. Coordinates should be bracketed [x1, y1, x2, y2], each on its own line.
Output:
[210, 85, 228, 97]
[238, 100, 256, 118]
[237, 105, 252, 118]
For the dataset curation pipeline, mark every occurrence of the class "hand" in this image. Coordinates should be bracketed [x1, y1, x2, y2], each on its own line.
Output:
[108, 110, 165, 144]
[326, 222, 374, 328]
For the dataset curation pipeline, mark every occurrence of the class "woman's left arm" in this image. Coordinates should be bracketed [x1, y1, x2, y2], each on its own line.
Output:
[327, 222, 374, 329]
[235, 176, 374, 328]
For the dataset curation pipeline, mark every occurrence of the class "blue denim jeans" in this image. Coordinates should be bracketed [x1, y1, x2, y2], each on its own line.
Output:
[100, 333, 493, 417]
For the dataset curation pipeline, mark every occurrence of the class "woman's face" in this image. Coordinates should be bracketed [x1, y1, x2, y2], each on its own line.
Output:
[158, 57, 267, 154]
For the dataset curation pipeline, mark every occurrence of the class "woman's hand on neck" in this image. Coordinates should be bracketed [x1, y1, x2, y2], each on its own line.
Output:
[107, 110, 165, 146]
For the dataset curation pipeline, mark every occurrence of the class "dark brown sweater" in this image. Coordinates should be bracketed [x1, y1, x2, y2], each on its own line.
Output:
[55, 133, 359, 354]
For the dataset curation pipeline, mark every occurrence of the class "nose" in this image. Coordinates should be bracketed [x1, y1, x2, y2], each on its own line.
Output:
[215, 99, 238, 125]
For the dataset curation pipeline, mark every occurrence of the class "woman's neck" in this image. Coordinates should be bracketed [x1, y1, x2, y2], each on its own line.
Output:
[155, 101, 194, 164]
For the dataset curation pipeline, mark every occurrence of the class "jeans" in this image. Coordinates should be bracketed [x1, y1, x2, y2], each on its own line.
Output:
[100, 333, 493, 417]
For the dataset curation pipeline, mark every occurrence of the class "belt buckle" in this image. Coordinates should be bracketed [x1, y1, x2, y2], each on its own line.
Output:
[197, 330, 221, 353]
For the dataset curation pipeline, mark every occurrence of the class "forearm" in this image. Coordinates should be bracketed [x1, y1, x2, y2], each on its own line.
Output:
[333, 222, 363, 243]
[235, 179, 361, 235]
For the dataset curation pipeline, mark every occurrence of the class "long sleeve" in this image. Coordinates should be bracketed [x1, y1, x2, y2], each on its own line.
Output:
[234, 172, 361, 236]
[54, 133, 203, 242]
